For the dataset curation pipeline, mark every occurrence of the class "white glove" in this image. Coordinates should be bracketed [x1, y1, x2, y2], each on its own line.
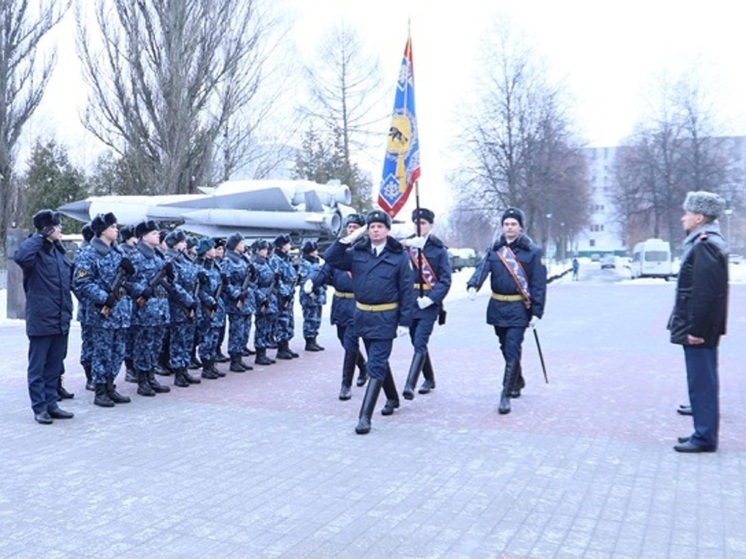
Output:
[406, 236, 426, 249]
[303, 279, 314, 294]
[341, 224, 367, 244]
[467, 287, 477, 300]
[396, 326, 408, 337]
[529, 316, 540, 328]
[417, 296, 434, 309]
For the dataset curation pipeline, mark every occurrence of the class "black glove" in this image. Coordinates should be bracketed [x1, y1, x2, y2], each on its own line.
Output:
[274, 271, 280, 282]
[104, 294, 117, 308]
[221, 274, 229, 286]
[120, 257, 135, 275]
[141, 288, 153, 300]
[190, 301, 198, 311]
[164, 261, 175, 280]
[210, 300, 218, 311]
[198, 270, 208, 285]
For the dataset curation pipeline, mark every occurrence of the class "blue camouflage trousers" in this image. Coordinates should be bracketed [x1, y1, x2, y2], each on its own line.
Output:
[92, 329, 127, 383]
[254, 311, 276, 349]
[302, 304, 322, 338]
[133, 326, 166, 372]
[227, 313, 251, 356]
[276, 304, 294, 342]
[198, 323, 222, 362]
[80, 323, 93, 367]
[170, 320, 196, 369]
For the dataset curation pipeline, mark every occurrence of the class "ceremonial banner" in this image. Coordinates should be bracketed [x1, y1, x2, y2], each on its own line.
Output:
[377, 35, 420, 218]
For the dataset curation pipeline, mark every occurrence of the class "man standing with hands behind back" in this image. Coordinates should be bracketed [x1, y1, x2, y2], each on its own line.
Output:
[13, 210, 74, 424]
[669, 191, 729, 453]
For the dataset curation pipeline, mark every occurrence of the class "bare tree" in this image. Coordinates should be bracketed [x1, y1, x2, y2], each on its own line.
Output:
[76, 0, 278, 196]
[0, 0, 68, 243]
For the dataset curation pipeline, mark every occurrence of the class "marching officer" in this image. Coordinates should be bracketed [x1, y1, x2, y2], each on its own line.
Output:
[298, 240, 326, 352]
[466, 207, 547, 415]
[401, 207, 452, 400]
[324, 210, 414, 434]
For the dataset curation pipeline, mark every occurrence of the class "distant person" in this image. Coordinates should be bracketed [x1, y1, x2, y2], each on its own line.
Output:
[13, 210, 74, 424]
[669, 191, 729, 453]
[466, 207, 547, 415]
[572, 257, 579, 281]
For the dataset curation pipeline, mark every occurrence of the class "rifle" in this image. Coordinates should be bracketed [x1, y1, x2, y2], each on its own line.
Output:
[237, 263, 257, 311]
[204, 273, 224, 319]
[136, 257, 174, 308]
[100, 257, 135, 317]
[259, 271, 280, 314]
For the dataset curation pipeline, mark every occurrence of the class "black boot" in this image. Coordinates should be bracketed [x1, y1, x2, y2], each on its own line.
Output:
[94, 382, 115, 407]
[381, 367, 400, 416]
[188, 350, 202, 370]
[356, 378, 383, 434]
[148, 371, 171, 393]
[215, 350, 229, 363]
[229, 354, 248, 372]
[402, 352, 426, 400]
[174, 367, 190, 387]
[57, 375, 74, 400]
[498, 360, 520, 415]
[339, 351, 357, 401]
[356, 352, 368, 386]
[124, 359, 138, 383]
[510, 362, 525, 398]
[276, 340, 294, 360]
[106, 377, 131, 403]
[84, 363, 95, 391]
[305, 337, 324, 351]
[242, 346, 256, 356]
[255, 348, 273, 366]
[418, 352, 436, 394]
[201, 360, 219, 379]
[183, 366, 201, 384]
[137, 370, 156, 396]
[288, 342, 299, 358]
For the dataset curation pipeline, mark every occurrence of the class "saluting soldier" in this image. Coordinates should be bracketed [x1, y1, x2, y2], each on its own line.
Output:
[129, 220, 173, 397]
[324, 210, 414, 435]
[466, 207, 547, 415]
[400, 207, 452, 400]
[298, 240, 326, 352]
[194, 238, 226, 379]
[252, 239, 279, 366]
[73, 212, 134, 407]
[305, 214, 369, 400]
[221, 232, 255, 372]
[270, 234, 299, 360]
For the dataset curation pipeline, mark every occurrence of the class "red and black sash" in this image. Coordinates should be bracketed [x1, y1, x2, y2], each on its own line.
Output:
[496, 246, 531, 308]
[408, 247, 438, 288]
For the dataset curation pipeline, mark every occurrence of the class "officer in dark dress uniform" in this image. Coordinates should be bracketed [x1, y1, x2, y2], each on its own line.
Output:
[324, 210, 414, 435]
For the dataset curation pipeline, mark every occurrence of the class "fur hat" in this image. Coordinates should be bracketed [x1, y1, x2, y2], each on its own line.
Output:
[274, 233, 292, 248]
[32, 209, 61, 231]
[90, 212, 117, 236]
[412, 207, 435, 223]
[302, 240, 318, 254]
[366, 209, 392, 229]
[119, 224, 135, 242]
[165, 229, 187, 248]
[81, 223, 95, 243]
[344, 213, 366, 227]
[226, 232, 244, 251]
[213, 237, 226, 249]
[501, 207, 525, 228]
[253, 239, 270, 252]
[196, 237, 215, 256]
[135, 220, 159, 239]
[186, 236, 197, 249]
[683, 191, 726, 219]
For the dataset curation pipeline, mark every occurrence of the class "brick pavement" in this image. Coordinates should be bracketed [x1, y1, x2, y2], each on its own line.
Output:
[1, 279, 745, 558]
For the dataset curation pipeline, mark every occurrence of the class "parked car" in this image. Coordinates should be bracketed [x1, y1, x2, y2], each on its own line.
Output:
[600, 255, 616, 269]
[729, 254, 744, 265]
[448, 248, 481, 272]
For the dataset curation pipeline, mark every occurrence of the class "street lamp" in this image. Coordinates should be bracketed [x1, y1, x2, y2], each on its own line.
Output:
[724, 208, 733, 246]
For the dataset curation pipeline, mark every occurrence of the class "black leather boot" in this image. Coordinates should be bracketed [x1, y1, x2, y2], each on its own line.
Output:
[215, 350, 229, 363]
[137, 370, 156, 396]
[255, 348, 273, 366]
[305, 337, 324, 351]
[201, 360, 219, 379]
[356, 378, 383, 434]
[148, 371, 171, 393]
[356, 352, 368, 386]
[402, 352, 426, 400]
[84, 363, 95, 391]
[276, 340, 294, 360]
[124, 359, 138, 383]
[381, 366, 400, 416]
[174, 367, 190, 387]
[498, 360, 520, 415]
[229, 354, 248, 372]
[106, 377, 131, 403]
[183, 366, 201, 384]
[339, 351, 356, 401]
[188, 350, 202, 370]
[510, 362, 525, 398]
[94, 383, 115, 407]
[418, 352, 436, 394]
[57, 375, 74, 400]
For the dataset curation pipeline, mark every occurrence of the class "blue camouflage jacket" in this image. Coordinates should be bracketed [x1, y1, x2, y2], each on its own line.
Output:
[130, 242, 171, 326]
[298, 254, 327, 307]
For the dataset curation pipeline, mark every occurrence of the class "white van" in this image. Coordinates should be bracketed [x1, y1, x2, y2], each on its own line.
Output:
[630, 238, 672, 279]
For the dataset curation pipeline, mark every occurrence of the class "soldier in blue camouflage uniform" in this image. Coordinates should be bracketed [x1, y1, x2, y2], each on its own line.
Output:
[73, 213, 134, 407]
[73, 222, 95, 393]
[221, 233, 255, 372]
[270, 234, 299, 360]
[252, 240, 279, 366]
[163, 229, 201, 387]
[118, 225, 139, 383]
[129, 220, 173, 396]
[306, 214, 369, 400]
[194, 238, 226, 379]
[298, 240, 326, 351]
[213, 238, 230, 363]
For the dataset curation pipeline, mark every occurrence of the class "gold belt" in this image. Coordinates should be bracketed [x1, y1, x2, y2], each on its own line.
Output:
[334, 291, 354, 299]
[413, 283, 432, 290]
[356, 301, 398, 312]
[491, 293, 524, 302]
